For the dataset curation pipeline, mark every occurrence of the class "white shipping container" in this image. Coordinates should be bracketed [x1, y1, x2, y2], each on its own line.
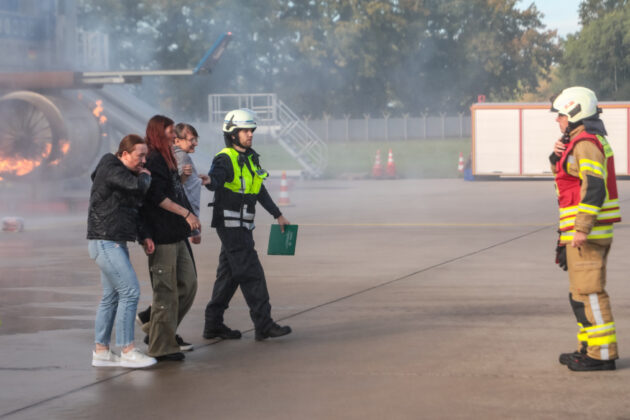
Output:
[471, 102, 630, 176]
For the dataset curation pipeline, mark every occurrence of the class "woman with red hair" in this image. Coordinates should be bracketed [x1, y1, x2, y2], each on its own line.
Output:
[139, 115, 200, 362]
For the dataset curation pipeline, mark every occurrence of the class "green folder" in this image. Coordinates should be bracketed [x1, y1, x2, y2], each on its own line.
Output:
[267, 224, 298, 255]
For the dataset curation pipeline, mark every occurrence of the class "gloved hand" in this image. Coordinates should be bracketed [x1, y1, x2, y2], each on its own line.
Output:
[556, 241, 567, 271]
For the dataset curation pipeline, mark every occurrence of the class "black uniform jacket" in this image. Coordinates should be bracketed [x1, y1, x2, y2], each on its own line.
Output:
[87, 153, 151, 241]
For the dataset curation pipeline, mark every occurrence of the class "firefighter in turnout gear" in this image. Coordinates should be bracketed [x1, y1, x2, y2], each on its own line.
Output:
[202, 109, 292, 341]
[550, 87, 620, 371]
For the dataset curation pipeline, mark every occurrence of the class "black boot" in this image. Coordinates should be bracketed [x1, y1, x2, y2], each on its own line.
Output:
[559, 350, 585, 365]
[203, 323, 242, 340]
[155, 352, 185, 362]
[255, 323, 292, 341]
[567, 355, 616, 371]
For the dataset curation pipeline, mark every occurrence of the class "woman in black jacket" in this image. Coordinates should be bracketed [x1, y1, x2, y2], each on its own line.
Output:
[87, 134, 156, 369]
[139, 115, 200, 361]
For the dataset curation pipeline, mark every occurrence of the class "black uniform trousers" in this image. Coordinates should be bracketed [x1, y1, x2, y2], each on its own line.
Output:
[205, 226, 274, 333]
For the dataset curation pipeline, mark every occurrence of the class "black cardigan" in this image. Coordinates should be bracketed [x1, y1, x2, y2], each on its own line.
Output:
[140, 149, 192, 244]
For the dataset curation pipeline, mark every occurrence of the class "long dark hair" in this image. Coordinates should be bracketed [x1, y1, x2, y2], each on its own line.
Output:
[146, 115, 176, 170]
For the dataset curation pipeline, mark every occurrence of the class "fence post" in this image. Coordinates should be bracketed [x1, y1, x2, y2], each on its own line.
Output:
[364, 113, 370, 141]
[383, 112, 390, 142]
[459, 112, 464, 138]
[344, 114, 351, 142]
[422, 113, 428, 139]
[402, 113, 409, 141]
[440, 112, 446, 139]
[323, 112, 330, 143]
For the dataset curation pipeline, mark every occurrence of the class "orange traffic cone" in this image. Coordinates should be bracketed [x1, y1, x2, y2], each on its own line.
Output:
[278, 171, 292, 206]
[1, 216, 24, 232]
[458, 152, 464, 173]
[372, 149, 383, 178]
[386, 148, 396, 178]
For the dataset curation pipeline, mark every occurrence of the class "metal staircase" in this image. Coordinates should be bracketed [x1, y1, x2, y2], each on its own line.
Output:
[209, 93, 328, 178]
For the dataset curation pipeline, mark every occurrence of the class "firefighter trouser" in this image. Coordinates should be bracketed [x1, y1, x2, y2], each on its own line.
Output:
[143, 240, 198, 357]
[566, 241, 618, 360]
[204, 227, 274, 333]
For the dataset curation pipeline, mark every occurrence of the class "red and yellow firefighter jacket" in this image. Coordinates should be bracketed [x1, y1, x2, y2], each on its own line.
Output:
[553, 127, 621, 243]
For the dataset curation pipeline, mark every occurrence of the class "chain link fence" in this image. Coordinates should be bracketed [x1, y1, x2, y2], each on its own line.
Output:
[190, 113, 472, 149]
[302, 113, 471, 142]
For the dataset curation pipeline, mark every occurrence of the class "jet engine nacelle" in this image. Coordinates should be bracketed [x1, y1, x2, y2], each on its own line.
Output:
[0, 91, 102, 181]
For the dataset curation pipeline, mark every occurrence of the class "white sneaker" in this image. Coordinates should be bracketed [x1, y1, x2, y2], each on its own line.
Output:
[120, 348, 157, 369]
[92, 350, 121, 367]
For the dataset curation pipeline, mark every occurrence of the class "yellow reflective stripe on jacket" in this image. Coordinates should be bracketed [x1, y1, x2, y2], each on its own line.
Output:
[602, 199, 619, 210]
[559, 225, 614, 241]
[599, 200, 621, 221]
[559, 208, 620, 229]
[599, 208, 621, 220]
[578, 158, 604, 176]
[556, 133, 621, 232]
[559, 198, 620, 230]
[597, 134, 614, 158]
[559, 206, 578, 218]
[578, 202, 600, 215]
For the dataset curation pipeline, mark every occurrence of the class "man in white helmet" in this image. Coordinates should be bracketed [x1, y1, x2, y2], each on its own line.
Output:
[202, 108, 292, 341]
[550, 87, 621, 371]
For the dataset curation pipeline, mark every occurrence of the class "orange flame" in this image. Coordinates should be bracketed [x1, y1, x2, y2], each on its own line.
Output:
[46, 141, 70, 166]
[59, 140, 70, 155]
[0, 140, 67, 177]
[93, 100, 108, 125]
[0, 157, 42, 176]
[92, 100, 103, 117]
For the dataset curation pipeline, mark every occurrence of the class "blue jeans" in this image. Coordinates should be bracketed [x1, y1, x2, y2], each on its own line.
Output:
[89, 240, 140, 347]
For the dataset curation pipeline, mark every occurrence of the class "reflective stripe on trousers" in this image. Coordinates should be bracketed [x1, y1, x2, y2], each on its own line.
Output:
[567, 242, 618, 360]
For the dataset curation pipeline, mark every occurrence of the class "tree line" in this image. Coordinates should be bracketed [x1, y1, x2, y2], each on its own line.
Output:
[77, 0, 627, 119]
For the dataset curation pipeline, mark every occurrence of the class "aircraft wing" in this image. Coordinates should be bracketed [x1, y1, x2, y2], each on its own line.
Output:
[0, 32, 233, 89]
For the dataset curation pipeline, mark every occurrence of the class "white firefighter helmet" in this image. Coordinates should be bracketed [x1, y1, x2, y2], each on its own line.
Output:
[222, 108, 257, 133]
[551, 86, 600, 123]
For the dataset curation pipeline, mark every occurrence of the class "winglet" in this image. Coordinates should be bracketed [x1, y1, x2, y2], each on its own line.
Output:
[193, 32, 232, 75]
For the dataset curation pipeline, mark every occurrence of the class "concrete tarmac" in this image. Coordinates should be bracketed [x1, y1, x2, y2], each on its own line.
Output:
[1, 179, 630, 419]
